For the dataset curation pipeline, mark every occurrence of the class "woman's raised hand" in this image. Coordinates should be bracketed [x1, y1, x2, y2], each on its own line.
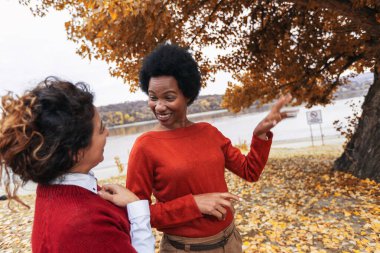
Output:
[253, 94, 294, 138]
[193, 192, 240, 221]
[99, 184, 139, 207]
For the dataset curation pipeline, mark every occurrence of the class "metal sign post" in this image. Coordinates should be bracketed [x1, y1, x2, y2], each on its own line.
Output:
[306, 110, 323, 146]
[319, 124, 325, 145]
[309, 124, 315, 146]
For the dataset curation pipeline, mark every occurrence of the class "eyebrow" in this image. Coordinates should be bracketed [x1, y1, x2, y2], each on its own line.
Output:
[148, 90, 177, 94]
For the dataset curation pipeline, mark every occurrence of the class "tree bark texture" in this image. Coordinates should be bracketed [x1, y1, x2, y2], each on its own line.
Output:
[334, 60, 380, 182]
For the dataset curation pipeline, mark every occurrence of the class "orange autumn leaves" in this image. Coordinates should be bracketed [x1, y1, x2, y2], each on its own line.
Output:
[20, 1, 379, 111]
[229, 148, 379, 252]
[1, 146, 379, 252]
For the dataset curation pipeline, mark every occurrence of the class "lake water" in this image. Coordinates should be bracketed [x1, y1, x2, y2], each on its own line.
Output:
[4, 97, 362, 195]
[93, 97, 363, 179]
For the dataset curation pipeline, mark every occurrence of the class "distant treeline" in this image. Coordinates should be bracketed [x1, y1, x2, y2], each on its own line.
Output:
[98, 78, 370, 127]
[98, 95, 223, 127]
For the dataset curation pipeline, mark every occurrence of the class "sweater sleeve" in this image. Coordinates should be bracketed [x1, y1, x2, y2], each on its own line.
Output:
[126, 139, 203, 230]
[221, 130, 273, 182]
[58, 211, 137, 253]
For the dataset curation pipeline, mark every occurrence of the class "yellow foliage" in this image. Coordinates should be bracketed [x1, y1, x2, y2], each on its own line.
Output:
[20, 0, 379, 111]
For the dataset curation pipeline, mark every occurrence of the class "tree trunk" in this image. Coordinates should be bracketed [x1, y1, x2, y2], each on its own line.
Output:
[334, 60, 380, 182]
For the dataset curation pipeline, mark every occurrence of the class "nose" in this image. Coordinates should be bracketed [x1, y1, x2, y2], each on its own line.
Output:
[155, 100, 166, 112]
[105, 128, 110, 137]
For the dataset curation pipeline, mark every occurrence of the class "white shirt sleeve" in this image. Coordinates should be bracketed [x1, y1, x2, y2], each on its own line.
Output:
[127, 200, 155, 253]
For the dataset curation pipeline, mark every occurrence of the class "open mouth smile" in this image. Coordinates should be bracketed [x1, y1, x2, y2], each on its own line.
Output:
[156, 113, 172, 121]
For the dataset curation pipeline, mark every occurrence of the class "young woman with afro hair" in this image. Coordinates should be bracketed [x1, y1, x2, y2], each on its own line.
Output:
[108, 44, 292, 252]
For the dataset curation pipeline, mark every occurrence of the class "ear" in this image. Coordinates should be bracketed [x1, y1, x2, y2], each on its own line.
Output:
[74, 149, 85, 163]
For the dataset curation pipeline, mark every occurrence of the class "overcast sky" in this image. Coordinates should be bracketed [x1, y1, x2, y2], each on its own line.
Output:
[0, 0, 231, 106]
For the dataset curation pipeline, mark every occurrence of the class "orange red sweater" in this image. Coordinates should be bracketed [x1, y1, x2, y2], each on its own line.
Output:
[126, 122, 272, 237]
[32, 185, 137, 253]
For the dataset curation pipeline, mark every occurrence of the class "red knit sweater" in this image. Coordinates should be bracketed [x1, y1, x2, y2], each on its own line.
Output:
[126, 122, 272, 237]
[32, 184, 137, 253]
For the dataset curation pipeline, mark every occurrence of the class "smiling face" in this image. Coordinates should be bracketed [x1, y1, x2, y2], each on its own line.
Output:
[148, 76, 190, 130]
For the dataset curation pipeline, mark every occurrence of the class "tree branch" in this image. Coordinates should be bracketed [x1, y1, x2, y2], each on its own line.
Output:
[287, 0, 380, 37]
[189, 0, 225, 45]
[277, 52, 365, 91]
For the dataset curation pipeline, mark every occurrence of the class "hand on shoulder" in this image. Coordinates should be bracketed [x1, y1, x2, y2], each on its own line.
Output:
[99, 184, 139, 207]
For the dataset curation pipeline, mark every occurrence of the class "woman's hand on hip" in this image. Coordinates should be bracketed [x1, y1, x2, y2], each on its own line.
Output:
[99, 184, 139, 207]
[193, 192, 240, 220]
[253, 94, 294, 139]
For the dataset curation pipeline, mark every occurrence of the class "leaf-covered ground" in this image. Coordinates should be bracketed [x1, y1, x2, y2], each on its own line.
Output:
[1, 145, 379, 252]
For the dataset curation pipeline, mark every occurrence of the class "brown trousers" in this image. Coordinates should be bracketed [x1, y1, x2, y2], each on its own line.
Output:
[159, 222, 243, 253]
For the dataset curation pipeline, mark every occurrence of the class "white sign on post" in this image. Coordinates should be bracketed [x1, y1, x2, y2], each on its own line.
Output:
[306, 110, 322, 125]
[306, 110, 325, 146]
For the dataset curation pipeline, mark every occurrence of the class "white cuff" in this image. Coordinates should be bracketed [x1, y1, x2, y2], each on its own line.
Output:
[127, 200, 150, 220]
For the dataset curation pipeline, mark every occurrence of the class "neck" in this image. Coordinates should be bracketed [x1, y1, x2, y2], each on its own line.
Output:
[70, 163, 92, 174]
[156, 118, 193, 131]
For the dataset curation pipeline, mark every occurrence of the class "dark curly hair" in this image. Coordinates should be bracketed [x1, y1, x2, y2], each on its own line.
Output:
[0, 77, 94, 206]
[139, 44, 201, 105]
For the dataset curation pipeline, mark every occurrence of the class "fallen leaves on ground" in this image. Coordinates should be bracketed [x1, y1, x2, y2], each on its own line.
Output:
[1, 145, 379, 252]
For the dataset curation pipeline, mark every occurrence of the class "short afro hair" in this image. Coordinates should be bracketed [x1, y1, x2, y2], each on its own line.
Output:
[139, 44, 201, 105]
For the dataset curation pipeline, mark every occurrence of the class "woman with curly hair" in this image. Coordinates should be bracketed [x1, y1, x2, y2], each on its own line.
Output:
[0, 77, 154, 253]
[104, 44, 292, 252]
